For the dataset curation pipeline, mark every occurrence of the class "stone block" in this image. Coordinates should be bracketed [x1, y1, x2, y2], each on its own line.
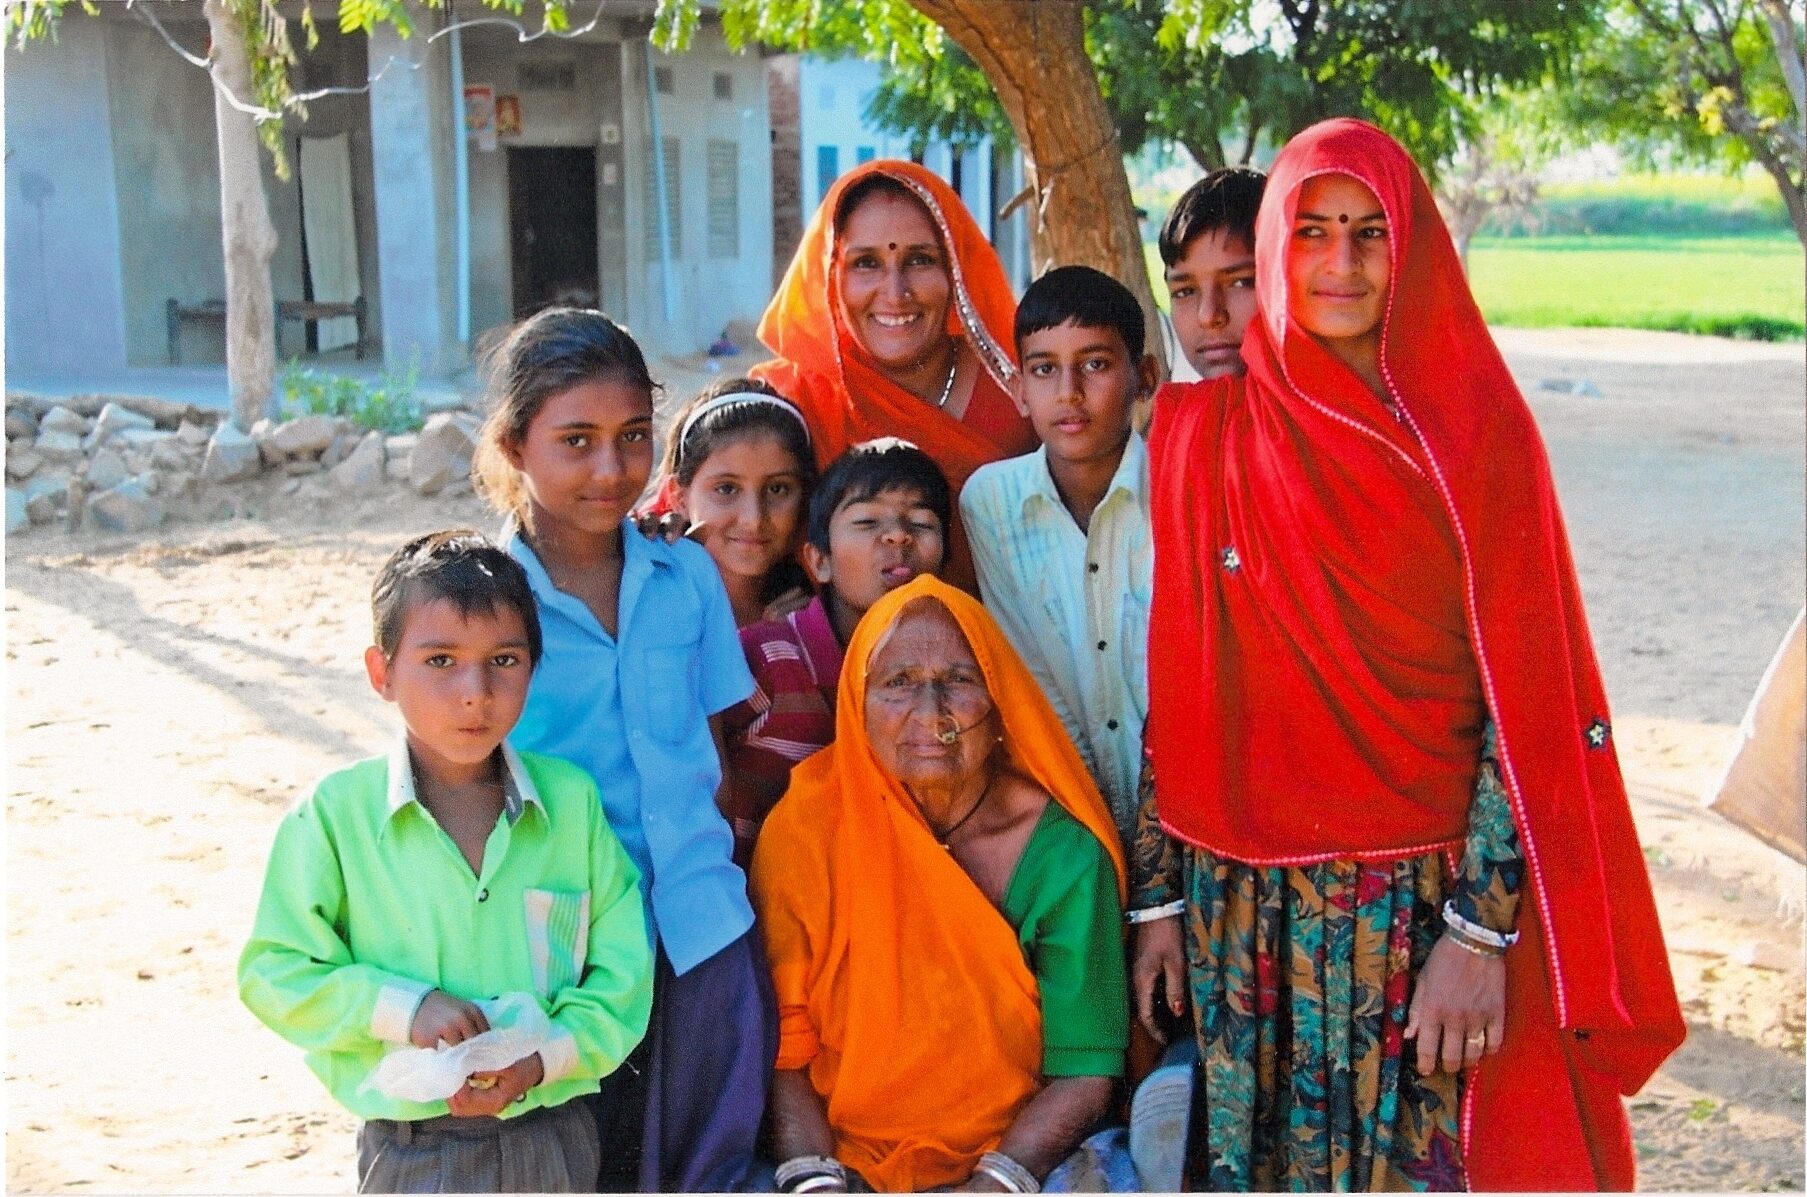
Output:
[268, 415, 339, 458]
[86, 479, 165, 533]
[202, 422, 262, 483]
[85, 447, 129, 492]
[25, 491, 60, 525]
[38, 405, 89, 436]
[384, 434, 419, 482]
[23, 469, 71, 503]
[117, 428, 176, 452]
[150, 438, 190, 472]
[6, 408, 38, 440]
[320, 431, 353, 470]
[35, 430, 85, 464]
[283, 459, 322, 476]
[7, 446, 42, 481]
[177, 419, 214, 447]
[330, 432, 386, 491]
[83, 402, 156, 451]
[409, 412, 480, 495]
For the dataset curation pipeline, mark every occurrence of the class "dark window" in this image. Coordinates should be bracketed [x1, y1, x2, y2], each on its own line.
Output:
[817, 145, 840, 204]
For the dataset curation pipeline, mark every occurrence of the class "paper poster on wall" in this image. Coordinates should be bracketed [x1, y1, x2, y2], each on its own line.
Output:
[496, 95, 523, 138]
[464, 85, 497, 152]
[601, 122, 621, 145]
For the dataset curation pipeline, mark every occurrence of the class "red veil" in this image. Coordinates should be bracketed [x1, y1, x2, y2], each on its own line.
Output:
[752, 160, 1036, 590]
[1146, 119, 1683, 1189]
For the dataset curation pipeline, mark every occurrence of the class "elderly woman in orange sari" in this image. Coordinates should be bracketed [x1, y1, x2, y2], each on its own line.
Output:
[752, 161, 1037, 591]
[750, 575, 1131, 1193]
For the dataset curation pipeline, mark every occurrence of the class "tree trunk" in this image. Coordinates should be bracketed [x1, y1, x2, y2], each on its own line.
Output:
[1758, 0, 1806, 127]
[205, 0, 279, 431]
[906, 0, 1169, 376]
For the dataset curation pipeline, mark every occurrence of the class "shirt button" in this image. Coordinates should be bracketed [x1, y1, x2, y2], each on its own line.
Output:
[1107, 719, 1119, 731]
[1096, 640, 1107, 651]
[1088, 562, 1099, 573]
[476, 888, 489, 903]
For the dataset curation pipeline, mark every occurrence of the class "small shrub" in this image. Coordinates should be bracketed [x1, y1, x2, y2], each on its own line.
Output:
[280, 355, 422, 435]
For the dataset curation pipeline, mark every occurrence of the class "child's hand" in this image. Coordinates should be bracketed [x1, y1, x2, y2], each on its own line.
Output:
[446, 1052, 546, 1118]
[408, 989, 490, 1048]
[634, 510, 693, 543]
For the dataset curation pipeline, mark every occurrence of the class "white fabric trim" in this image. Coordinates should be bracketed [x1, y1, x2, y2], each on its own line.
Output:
[537, 1023, 580, 1086]
[370, 979, 434, 1044]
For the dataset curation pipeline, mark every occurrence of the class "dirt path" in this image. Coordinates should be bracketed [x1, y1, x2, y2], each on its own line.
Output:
[6, 329, 1803, 1192]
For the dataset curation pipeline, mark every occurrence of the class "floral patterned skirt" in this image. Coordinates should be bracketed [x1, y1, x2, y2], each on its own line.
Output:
[1179, 850, 1466, 1192]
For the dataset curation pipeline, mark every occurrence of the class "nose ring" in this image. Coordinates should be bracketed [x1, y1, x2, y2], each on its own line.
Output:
[933, 714, 960, 745]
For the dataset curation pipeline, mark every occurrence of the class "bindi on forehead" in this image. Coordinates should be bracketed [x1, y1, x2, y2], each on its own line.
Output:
[1338, 214, 1348, 224]
[889, 242, 897, 250]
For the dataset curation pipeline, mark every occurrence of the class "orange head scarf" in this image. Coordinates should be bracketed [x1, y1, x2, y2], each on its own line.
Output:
[750, 575, 1123, 1191]
[1147, 118, 1683, 1189]
[752, 160, 1038, 590]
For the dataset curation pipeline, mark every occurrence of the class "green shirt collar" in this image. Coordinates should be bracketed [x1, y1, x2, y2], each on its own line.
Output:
[384, 737, 547, 826]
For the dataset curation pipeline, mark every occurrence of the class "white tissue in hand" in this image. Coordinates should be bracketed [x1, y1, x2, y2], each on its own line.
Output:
[361, 992, 553, 1103]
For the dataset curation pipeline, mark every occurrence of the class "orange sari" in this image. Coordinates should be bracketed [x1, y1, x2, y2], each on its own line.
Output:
[752, 160, 1037, 591]
[749, 576, 1124, 1191]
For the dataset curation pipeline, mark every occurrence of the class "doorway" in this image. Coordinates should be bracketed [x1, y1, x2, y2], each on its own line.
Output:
[508, 146, 599, 317]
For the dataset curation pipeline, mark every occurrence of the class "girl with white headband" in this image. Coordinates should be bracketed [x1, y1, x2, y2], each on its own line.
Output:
[647, 378, 818, 629]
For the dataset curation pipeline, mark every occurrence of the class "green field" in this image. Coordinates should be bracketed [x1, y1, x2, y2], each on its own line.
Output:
[1141, 233, 1805, 341]
[1467, 234, 1804, 340]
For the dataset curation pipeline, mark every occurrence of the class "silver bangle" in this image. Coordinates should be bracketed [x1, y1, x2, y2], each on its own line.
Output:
[1441, 899, 1519, 949]
[975, 1150, 1041, 1194]
[775, 1155, 849, 1193]
[1126, 899, 1186, 924]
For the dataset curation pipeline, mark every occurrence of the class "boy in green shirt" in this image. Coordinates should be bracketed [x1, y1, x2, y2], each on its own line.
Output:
[239, 530, 652, 1193]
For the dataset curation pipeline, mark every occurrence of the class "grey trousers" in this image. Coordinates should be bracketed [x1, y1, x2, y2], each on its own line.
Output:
[357, 1099, 601, 1194]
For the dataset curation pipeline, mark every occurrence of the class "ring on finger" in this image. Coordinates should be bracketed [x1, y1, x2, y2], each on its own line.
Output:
[1464, 1030, 1487, 1048]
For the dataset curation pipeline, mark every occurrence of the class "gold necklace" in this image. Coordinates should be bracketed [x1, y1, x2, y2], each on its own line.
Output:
[936, 773, 996, 850]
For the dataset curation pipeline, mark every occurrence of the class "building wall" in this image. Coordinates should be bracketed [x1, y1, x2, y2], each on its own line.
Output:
[623, 28, 775, 358]
[790, 55, 1029, 292]
[4, 17, 129, 373]
[460, 29, 620, 343]
[6, 9, 382, 370]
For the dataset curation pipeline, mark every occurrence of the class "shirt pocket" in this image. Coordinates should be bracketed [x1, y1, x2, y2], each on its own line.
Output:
[524, 888, 590, 998]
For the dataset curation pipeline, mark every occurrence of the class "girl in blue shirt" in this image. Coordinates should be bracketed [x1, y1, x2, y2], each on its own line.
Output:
[473, 307, 774, 1192]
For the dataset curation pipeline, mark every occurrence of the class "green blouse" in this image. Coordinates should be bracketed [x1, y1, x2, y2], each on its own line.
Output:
[1000, 800, 1130, 1078]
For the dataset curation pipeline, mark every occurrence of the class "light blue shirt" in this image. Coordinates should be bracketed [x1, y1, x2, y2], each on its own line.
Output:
[960, 435, 1152, 845]
[505, 521, 756, 976]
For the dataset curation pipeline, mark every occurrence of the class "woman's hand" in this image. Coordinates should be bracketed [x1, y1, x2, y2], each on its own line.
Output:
[1404, 935, 1506, 1075]
[1132, 914, 1187, 1042]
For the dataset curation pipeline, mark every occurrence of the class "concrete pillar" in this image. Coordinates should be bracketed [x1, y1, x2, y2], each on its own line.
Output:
[367, 19, 461, 374]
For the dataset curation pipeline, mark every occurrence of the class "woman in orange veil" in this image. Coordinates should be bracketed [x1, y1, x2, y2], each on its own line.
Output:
[750, 576, 1129, 1192]
[752, 160, 1037, 591]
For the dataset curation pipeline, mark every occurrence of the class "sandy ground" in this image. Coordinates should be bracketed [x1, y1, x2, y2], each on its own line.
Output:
[6, 329, 1804, 1193]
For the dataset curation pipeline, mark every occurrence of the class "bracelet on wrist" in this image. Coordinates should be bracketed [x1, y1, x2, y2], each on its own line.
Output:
[1441, 899, 1519, 949]
[974, 1151, 1041, 1194]
[775, 1155, 849, 1193]
[1442, 922, 1507, 959]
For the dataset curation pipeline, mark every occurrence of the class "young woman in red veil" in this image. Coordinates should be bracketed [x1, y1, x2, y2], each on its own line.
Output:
[1131, 118, 1684, 1191]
